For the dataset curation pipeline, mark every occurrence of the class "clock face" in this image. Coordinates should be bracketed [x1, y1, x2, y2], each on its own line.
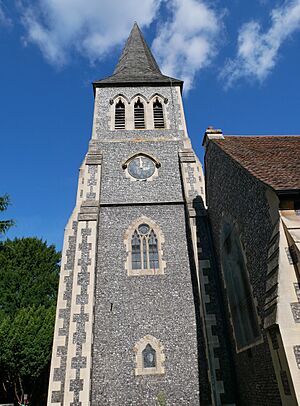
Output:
[127, 156, 156, 180]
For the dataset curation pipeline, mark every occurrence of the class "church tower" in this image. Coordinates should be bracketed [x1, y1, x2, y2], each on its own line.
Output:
[47, 24, 227, 406]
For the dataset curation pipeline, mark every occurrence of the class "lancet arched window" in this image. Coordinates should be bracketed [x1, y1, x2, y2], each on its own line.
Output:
[115, 99, 125, 129]
[134, 98, 145, 129]
[131, 224, 159, 271]
[153, 98, 164, 128]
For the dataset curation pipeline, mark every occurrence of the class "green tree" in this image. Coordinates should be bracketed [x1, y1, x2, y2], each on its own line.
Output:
[0, 194, 15, 235]
[0, 238, 60, 405]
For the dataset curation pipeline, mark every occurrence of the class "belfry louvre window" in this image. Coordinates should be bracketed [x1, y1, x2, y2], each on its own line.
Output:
[115, 100, 125, 129]
[153, 99, 164, 128]
[131, 223, 159, 271]
[134, 99, 145, 129]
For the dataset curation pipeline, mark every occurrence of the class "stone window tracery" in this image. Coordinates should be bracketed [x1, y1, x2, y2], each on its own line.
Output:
[131, 224, 159, 271]
[125, 217, 165, 276]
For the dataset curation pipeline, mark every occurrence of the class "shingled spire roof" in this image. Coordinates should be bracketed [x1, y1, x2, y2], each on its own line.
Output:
[93, 23, 182, 89]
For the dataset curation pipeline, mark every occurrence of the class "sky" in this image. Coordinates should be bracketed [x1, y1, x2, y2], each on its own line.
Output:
[1, 0, 300, 250]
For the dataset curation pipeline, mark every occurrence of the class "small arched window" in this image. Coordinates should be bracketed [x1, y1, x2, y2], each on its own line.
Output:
[134, 98, 145, 129]
[131, 224, 159, 271]
[153, 98, 164, 129]
[115, 99, 125, 129]
[134, 335, 165, 376]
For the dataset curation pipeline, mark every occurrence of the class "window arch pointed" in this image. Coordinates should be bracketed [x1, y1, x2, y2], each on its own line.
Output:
[124, 217, 166, 276]
[133, 335, 165, 376]
[153, 97, 165, 129]
[134, 97, 145, 129]
[114, 98, 126, 129]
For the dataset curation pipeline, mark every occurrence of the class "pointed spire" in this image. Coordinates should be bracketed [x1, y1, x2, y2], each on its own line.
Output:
[113, 22, 162, 78]
[94, 23, 182, 88]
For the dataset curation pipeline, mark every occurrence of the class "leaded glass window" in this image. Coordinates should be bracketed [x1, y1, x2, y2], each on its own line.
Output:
[131, 223, 159, 272]
[142, 344, 156, 368]
[131, 230, 141, 270]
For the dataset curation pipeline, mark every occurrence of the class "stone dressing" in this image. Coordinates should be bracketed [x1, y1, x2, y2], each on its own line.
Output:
[47, 23, 230, 406]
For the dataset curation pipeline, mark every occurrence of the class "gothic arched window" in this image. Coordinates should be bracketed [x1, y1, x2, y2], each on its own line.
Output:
[153, 98, 164, 128]
[115, 99, 125, 129]
[125, 218, 165, 276]
[134, 98, 145, 129]
[131, 223, 159, 272]
[134, 335, 165, 376]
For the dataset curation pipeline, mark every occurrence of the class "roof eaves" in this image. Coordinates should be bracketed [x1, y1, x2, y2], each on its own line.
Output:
[92, 77, 183, 95]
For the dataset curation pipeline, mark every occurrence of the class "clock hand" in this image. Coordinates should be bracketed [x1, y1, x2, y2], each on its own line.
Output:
[139, 157, 143, 169]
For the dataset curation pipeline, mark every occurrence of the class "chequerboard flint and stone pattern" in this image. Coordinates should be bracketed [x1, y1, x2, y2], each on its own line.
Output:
[86, 166, 97, 200]
[47, 22, 226, 406]
[69, 224, 92, 405]
[52, 220, 78, 405]
[291, 283, 300, 323]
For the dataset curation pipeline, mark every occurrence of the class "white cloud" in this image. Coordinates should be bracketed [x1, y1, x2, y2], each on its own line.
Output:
[20, 0, 161, 66]
[19, 0, 224, 91]
[152, 0, 223, 92]
[221, 0, 300, 87]
[0, 1, 12, 27]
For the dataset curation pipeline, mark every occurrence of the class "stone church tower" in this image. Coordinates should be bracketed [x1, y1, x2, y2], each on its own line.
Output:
[48, 24, 232, 406]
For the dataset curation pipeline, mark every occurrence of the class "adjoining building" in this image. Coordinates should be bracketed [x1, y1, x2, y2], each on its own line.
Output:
[204, 129, 300, 405]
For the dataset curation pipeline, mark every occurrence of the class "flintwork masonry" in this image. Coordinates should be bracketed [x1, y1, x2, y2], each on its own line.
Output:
[48, 23, 235, 406]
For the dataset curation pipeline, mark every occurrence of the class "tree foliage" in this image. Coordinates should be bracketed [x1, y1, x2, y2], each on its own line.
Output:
[0, 238, 60, 315]
[0, 194, 15, 235]
[0, 238, 60, 405]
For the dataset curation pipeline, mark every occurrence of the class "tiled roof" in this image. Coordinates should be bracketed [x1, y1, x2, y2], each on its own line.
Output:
[212, 136, 300, 191]
[93, 23, 182, 87]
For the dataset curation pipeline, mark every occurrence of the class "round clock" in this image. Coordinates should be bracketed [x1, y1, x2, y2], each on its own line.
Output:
[127, 156, 156, 180]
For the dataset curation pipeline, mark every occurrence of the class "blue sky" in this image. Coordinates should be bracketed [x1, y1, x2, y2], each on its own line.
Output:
[1, 0, 300, 249]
